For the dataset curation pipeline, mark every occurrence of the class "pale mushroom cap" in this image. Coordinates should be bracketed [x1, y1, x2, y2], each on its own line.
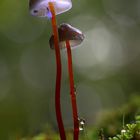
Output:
[29, 0, 72, 17]
[49, 23, 85, 49]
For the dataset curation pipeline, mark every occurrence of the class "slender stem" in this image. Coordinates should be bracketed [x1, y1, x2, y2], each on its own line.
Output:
[123, 113, 125, 129]
[49, 3, 66, 140]
[66, 40, 79, 140]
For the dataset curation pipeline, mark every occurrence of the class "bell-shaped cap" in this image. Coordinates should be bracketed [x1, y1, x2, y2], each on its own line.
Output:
[49, 23, 84, 49]
[29, 0, 72, 17]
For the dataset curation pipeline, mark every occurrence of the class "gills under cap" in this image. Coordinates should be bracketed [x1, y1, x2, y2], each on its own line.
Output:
[29, 0, 72, 17]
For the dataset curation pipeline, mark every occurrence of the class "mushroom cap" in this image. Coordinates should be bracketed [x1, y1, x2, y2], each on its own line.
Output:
[29, 0, 72, 17]
[49, 23, 85, 49]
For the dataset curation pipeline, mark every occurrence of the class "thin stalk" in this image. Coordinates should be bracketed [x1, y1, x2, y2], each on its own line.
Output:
[123, 113, 125, 129]
[49, 3, 66, 140]
[66, 40, 79, 140]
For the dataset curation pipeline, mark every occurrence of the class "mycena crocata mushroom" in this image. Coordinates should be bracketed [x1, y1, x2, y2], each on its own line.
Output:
[49, 23, 85, 140]
[29, 0, 72, 17]
[29, 1, 72, 140]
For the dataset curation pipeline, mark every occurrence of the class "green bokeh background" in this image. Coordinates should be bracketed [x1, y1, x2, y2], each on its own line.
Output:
[0, 0, 140, 139]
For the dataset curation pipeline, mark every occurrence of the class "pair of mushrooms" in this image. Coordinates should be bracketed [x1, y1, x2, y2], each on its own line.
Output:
[29, 1, 84, 140]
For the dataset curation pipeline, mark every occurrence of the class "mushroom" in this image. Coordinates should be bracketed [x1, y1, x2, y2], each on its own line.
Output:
[49, 23, 84, 50]
[49, 23, 84, 140]
[29, 1, 72, 140]
[29, 0, 72, 17]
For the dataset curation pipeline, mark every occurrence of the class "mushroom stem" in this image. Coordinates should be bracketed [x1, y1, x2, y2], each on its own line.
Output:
[49, 3, 66, 140]
[66, 40, 79, 140]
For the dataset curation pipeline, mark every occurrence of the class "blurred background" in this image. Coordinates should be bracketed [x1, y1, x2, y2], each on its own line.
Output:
[0, 0, 140, 139]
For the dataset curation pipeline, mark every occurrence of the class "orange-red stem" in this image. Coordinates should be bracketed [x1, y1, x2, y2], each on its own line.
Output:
[49, 3, 66, 140]
[66, 40, 79, 140]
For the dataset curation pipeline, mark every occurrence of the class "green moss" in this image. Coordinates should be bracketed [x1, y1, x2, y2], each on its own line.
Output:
[109, 115, 140, 140]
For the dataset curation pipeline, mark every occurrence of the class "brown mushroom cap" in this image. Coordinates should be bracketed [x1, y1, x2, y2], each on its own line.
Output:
[49, 23, 84, 49]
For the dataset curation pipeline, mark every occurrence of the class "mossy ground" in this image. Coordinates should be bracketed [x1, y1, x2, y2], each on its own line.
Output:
[19, 95, 140, 140]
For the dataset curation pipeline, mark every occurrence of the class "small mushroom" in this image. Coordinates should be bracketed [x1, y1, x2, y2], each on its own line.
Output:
[49, 23, 85, 49]
[29, 1, 73, 140]
[49, 23, 84, 140]
[29, 0, 72, 17]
